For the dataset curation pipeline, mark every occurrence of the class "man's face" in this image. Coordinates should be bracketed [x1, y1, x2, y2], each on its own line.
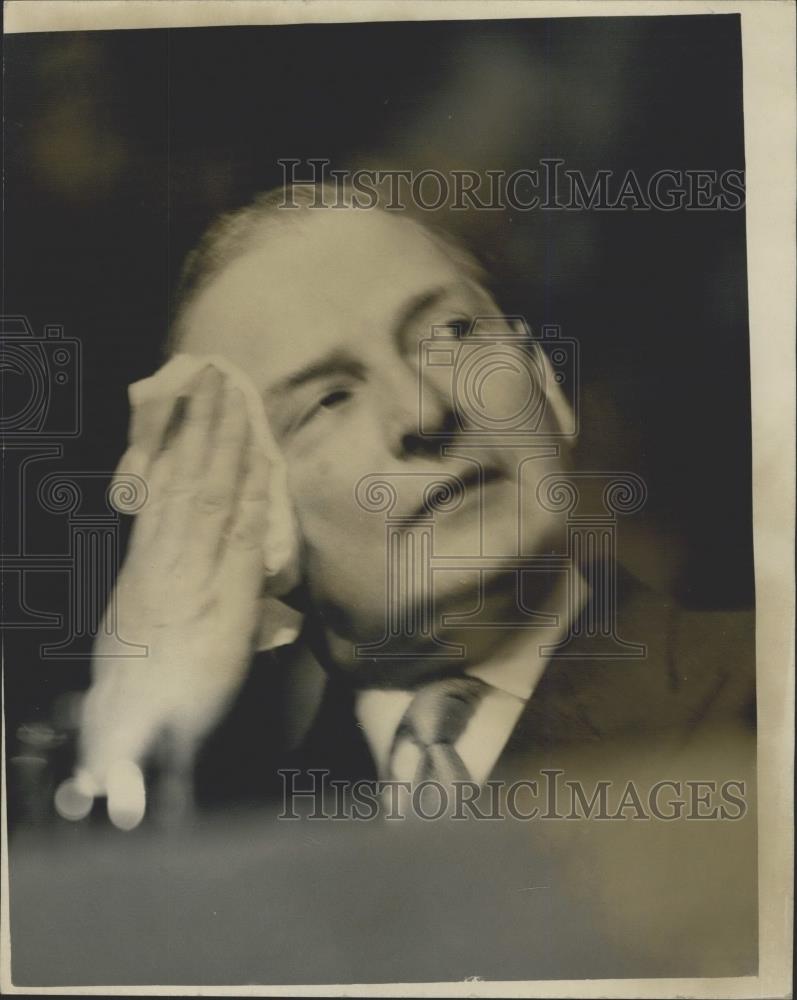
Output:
[181, 208, 566, 661]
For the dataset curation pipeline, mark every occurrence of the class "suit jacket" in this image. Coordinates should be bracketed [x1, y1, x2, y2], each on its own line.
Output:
[179, 568, 762, 980]
[195, 568, 756, 801]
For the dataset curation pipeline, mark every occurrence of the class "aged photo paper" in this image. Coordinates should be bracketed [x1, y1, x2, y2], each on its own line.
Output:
[1, 1, 794, 996]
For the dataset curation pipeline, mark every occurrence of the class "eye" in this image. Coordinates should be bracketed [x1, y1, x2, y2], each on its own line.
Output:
[290, 384, 357, 435]
[319, 388, 351, 410]
[301, 387, 352, 427]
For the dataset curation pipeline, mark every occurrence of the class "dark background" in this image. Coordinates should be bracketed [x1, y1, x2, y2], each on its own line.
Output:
[3, 14, 752, 817]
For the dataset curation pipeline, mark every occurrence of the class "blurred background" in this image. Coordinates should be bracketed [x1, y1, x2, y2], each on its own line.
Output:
[2, 14, 755, 981]
[4, 11, 752, 808]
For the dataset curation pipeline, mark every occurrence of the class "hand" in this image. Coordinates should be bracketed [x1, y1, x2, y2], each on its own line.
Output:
[66, 366, 269, 828]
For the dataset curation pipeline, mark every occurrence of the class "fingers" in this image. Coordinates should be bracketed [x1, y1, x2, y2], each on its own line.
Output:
[106, 761, 147, 831]
[126, 367, 221, 550]
[150, 367, 226, 552]
[56, 758, 147, 831]
[188, 382, 251, 565]
[75, 664, 188, 830]
[78, 669, 164, 782]
[64, 365, 271, 831]
[170, 366, 223, 483]
[218, 437, 270, 589]
[135, 369, 255, 569]
[63, 677, 156, 830]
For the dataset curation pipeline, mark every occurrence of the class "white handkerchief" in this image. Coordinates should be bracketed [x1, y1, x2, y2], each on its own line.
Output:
[113, 353, 303, 651]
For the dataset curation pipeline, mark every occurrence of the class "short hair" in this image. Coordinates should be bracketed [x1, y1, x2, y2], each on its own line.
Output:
[166, 182, 489, 354]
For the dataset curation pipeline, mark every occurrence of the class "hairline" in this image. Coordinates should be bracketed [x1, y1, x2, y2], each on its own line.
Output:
[167, 185, 488, 355]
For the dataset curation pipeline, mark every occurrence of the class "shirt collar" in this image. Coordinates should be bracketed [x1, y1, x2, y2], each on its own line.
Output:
[353, 632, 549, 779]
[329, 570, 587, 777]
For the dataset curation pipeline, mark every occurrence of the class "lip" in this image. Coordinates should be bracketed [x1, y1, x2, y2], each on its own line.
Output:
[414, 465, 506, 518]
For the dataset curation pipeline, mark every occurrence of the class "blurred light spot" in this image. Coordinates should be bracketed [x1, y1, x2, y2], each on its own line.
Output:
[10, 754, 47, 769]
[16, 722, 65, 749]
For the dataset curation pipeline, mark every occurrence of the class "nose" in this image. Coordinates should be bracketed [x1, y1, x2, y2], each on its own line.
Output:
[380, 363, 458, 459]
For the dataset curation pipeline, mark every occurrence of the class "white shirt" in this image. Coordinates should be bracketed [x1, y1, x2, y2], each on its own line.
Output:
[278, 574, 585, 785]
[354, 644, 546, 784]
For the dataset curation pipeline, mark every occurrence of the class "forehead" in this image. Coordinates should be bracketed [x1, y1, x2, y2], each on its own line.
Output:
[179, 208, 476, 387]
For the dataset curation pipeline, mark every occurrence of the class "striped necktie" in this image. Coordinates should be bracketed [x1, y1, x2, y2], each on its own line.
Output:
[390, 675, 488, 785]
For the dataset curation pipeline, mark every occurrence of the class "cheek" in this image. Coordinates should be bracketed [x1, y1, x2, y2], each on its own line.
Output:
[488, 352, 545, 423]
[282, 402, 390, 532]
[286, 452, 390, 616]
[284, 437, 383, 564]
[287, 457, 348, 535]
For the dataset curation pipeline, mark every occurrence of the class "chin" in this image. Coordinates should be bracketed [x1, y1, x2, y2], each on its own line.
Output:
[318, 568, 533, 686]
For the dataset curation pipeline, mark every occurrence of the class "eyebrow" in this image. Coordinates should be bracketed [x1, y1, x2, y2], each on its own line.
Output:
[266, 286, 454, 401]
[268, 350, 366, 400]
[393, 286, 450, 344]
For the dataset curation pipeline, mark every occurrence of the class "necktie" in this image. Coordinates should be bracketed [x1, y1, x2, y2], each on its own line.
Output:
[391, 676, 488, 785]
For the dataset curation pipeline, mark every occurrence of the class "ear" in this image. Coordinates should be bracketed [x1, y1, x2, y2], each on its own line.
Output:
[534, 342, 577, 446]
[507, 318, 577, 445]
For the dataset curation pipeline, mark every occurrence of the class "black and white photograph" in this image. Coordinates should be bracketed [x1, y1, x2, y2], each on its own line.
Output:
[1, 1, 793, 995]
